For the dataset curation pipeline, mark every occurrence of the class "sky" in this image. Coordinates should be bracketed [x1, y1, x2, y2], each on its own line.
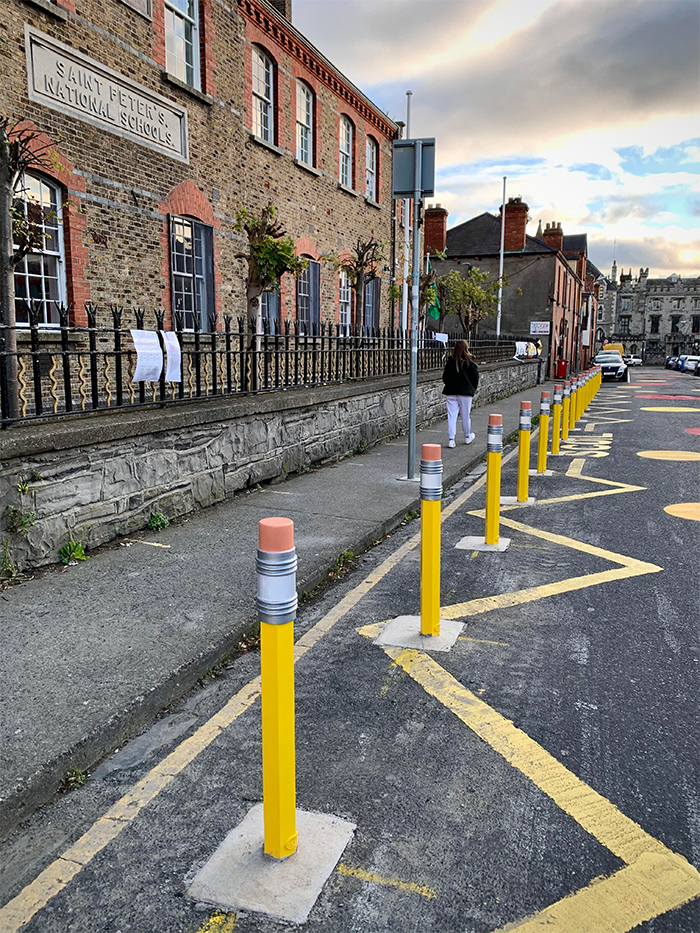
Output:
[293, 0, 700, 279]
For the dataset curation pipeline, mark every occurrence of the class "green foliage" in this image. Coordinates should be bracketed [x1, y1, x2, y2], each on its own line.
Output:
[388, 282, 402, 303]
[58, 767, 88, 793]
[59, 540, 88, 564]
[234, 202, 307, 299]
[328, 549, 357, 580]
[30, 469, 43, 482]
[1, 538, 18, 582]
[437, 267, 510, 333]
[16, 475, 29, 495]
[353, 437, 368, 455]
[6, 505, 35, 535]
[147, 511, 169, 532]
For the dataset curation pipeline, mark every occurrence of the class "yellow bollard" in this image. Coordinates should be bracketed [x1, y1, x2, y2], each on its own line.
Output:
[257, 517, 298, 861]
[485, 414, 503, 546]
[562, 380, 570, 440]
[536, 391, 550, 473]
[420, 443, 443, 637]
[569, 379, 578, 430]
[551, 385, 562, 454]
[516, 400, 531, 503]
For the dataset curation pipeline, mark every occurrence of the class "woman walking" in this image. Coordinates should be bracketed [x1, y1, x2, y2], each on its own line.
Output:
[442, 339, 479, 447]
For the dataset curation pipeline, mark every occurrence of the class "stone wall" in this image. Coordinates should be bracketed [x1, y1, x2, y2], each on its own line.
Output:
[0, 360, 539, 570]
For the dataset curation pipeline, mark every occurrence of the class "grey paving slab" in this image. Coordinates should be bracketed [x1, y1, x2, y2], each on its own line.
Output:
[0, 377, 551, 837]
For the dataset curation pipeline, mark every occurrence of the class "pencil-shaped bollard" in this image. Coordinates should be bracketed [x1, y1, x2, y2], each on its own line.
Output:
[577, 374, 585, 421]
[570, 378, 578, 430]
[562, 381, 571, 441]
[517, 401, 531, 503]
[584, 371, 590, 411]
[257, 517, 298, 861]
[551, 385, 562, 455]
[485, 414, 503, 546]
[536, 391, 550, 474]
[420, 443, 443, 637]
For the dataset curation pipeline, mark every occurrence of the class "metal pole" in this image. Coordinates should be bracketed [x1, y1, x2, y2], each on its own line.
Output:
[400, 91, 412, 334]
[496, 175, 506, 339]
[407, 138, 422, 481]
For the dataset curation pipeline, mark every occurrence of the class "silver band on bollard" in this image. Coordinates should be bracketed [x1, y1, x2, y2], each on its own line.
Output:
[540, 397, 551, 416]
[563, 384, 570, 399]
[420, 458, 443, 501]
[553, 388, 562, 405]
[519, 412, 532, 432]
[487, 423, 503, 452]
[256, 548, 298, 624]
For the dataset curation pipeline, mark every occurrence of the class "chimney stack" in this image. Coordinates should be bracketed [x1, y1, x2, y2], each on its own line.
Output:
[499, 197, 529, 252]
[424, 203, 448, 254]
[267, 0, 292, 20]
[543, 221, 564, 252]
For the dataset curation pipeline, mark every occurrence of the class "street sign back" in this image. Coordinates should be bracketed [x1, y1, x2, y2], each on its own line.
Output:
[392, 138, 435, 198]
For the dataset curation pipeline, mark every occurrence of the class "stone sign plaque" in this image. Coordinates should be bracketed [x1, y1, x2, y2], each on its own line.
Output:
[26, 26, 188, 162]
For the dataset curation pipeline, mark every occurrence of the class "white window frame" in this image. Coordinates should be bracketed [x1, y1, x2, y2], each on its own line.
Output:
[339, 270, 351, 334]
[164, 0, 200, 89]
[170, 215, 215, 332]
[365, 136, 377, 201]
[339, 116, 352, 188]
[252, 48, 274, 143]
[296, 81, 313, 165]
[14, 173, 65, 327]
[618, 315, 631, 335]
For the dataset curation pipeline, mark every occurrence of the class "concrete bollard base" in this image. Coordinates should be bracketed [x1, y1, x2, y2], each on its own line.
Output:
[529, 469, 554, 476]
[187, 804, 355, 924]
[373, 614, 463, 652]
[500, 496, 537, 505]
[455, 535, 511, 552]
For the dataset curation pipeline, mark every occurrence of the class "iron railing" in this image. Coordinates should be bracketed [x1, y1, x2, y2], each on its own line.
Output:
[0, 302, 529, 427]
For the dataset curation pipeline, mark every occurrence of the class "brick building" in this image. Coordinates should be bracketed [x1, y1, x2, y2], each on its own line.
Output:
[597, 265, 700, 363]
[426, 199, 597, 379]
[3, 0, 398, 335]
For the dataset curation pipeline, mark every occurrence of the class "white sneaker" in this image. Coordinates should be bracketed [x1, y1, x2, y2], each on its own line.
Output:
[465, 433, 475, 444]
[448, 439, 456, 448]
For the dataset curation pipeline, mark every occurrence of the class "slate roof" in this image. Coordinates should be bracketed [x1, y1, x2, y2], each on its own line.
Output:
[445, 212, 557, 257]
[562, 233, 587, 257]
[587, 259, 604, 279]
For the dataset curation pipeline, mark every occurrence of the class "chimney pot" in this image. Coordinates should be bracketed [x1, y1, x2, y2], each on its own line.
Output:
[500, 197, 529, 252]
[423, 203, 449, 255]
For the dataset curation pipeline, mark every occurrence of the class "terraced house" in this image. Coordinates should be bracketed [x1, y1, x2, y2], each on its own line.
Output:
[2, 0, 397, 335]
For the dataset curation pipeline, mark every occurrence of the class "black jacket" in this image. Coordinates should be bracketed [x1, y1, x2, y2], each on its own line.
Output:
[442, 357, 479, 396]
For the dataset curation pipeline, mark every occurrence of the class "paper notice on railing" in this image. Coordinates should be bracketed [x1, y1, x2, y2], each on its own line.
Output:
[161, 330, 181, 382]
[433, 332, 448, 344]
[130, 329, 163, 383]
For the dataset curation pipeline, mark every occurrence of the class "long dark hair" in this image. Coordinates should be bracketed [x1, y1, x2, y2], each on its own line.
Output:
[453, 339, 475, 368]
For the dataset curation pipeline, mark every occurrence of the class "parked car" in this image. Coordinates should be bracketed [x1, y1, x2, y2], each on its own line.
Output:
[624, 355, 643, 366]
[666, 356, 678, 369]
[594, 350, 629, 381]
[682, 356, 700, 374]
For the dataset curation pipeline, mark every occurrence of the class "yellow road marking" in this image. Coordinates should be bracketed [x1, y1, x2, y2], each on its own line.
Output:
[194, 911, 237, 933]
[441, 513, 661, 621]
[336, 863, 436, 899]
[641, 406, 700, 412]
[0, 440, 524, 933]
[664, 502, 700, 522]
[123, 539, 172, 548]
[512, 457, 646, 509]
[376, 646, 700, 930]
[637, 450, 700, 461]
[458, 636, 510, 647]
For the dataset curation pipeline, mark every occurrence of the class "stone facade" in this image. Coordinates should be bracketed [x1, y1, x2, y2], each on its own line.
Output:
[1, 360, 539, 570]
[597, 266, 700, 362]
[3, 0, 398, 334]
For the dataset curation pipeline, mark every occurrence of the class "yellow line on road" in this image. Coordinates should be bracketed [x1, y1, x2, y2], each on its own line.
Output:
[458, 636, 510, 647]
[194, 911, 237, 933]
[336, 863, 437, 899]
[0, 441, 523, 933]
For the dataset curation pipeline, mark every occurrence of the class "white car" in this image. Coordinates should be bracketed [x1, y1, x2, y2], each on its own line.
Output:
[626, 355, 643, 366]
[682, 356, 700, 374]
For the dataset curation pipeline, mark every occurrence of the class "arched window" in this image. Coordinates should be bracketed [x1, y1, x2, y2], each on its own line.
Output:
[339, 116, 353, 187]
[297, 258, 320, 334]
[365, 136, 378, 201]
[252, 47, 274, 143]
[296, 81, 313, 165]
[170, 215, 214, 332]
[14, 173, 65, 326]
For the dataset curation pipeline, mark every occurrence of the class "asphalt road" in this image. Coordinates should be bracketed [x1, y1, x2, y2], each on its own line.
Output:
[1, 367, 699, 933]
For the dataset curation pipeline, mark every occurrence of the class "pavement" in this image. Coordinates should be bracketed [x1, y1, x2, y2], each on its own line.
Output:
[1, 367, 699, 933]
[1, 375, 552, 840]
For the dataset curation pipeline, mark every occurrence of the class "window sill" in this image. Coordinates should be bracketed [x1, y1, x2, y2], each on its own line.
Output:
[365, 197, 382, 210]
[161, 72, 213, 106]
[294, 158, 322, 177]
[248, 132, 285, 157]
[337, 182, 359, 198]
[22, 0, 68, 20]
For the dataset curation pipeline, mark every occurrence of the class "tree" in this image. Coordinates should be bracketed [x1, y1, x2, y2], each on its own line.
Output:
[439, 267, 513, 335]
[234, 202, 306, 332]
[1, 119, 60, 418]
[328, 236, 384, 331]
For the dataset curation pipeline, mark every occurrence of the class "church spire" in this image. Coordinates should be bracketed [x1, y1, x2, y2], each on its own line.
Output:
[536, 218, 543, 238]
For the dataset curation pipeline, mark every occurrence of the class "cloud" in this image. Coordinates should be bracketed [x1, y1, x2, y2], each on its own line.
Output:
[615, 138, 700, 175]
[569, 163, 613, 181]
[588, 236, 700, 279]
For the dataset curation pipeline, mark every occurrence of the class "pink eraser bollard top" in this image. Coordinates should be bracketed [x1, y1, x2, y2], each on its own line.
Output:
[541, 391, 551, 398]
[259, 517, 294, 552]
[489, 414, 502, 426]
[422, 443, 441, 461]
[521, 400, 531, 409]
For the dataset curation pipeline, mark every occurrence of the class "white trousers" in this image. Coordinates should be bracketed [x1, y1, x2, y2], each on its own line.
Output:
[446, 395, 472, 440]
